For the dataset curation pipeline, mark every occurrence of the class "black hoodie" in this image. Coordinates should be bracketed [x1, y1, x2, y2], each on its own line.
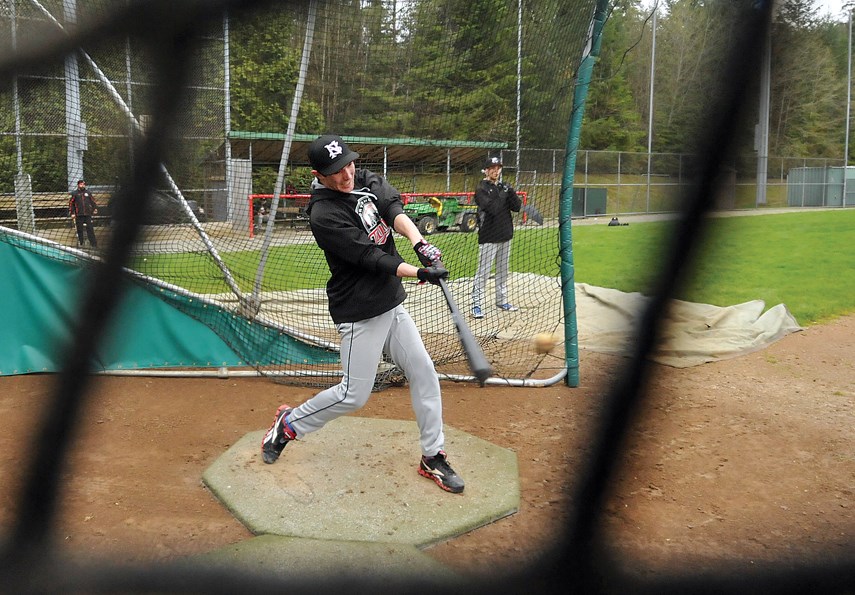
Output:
[474, 179, 521, 244]
[305, 169, 408, 324]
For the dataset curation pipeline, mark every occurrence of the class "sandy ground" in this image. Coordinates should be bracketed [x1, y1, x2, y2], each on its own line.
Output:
[0, 313, 853, 587]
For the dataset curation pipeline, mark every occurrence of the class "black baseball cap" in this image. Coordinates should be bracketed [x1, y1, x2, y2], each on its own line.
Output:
[308, 134, 360, 176]
[484, 156, 502, 169]
[77, 179, 85, 184]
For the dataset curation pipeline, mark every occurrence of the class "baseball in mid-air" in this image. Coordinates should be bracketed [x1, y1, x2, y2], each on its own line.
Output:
[533, 332, 558, 354]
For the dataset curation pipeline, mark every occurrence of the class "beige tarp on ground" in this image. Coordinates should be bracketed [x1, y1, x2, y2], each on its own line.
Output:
[572, 283, 803, 368]
[211, 275, 803, 370]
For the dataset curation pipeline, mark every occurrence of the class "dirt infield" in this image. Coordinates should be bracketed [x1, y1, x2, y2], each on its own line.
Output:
[0, 314, 853, 582]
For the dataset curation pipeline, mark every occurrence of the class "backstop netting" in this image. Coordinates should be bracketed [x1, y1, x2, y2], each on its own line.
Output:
[0, 0, 599, 387]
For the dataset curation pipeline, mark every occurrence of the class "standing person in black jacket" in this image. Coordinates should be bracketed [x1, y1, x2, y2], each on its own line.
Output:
[260, 134, 465, 494]
[68, 179, 99, 248]
[471, 156, 521, 319]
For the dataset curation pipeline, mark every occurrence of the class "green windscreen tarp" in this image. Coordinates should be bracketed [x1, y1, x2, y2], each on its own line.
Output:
[0, 232, 337, 375]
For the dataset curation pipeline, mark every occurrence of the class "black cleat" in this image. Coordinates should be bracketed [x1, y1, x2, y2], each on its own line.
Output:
[261, 404, 296, 464]
[419, 450, 465, 494]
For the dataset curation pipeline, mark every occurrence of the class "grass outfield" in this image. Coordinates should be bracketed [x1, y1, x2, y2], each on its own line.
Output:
[570, 209, 855, 325]
[128, 209, 855, 326]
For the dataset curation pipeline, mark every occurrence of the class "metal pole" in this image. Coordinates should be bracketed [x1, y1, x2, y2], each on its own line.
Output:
[844, 11, 852, 206]
[31, 0, 245, 303]
[515, 0, 523, 185]
[12, 0, 22, 174]
[251, 0, 318, 313]
[224, 12, 233, 221]
[646, 5, 657, 213]
[558, 1, 608, 387]
[756, 15, 771, 206]
[124, 35, 134, 166]
[63, 0, 85, 190]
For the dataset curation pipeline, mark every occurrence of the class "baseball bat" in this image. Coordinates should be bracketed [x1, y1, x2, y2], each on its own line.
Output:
[437, 276, 493, 386]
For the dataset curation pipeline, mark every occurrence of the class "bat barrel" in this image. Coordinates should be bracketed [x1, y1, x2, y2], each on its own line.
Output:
[437, 277, 493, 386]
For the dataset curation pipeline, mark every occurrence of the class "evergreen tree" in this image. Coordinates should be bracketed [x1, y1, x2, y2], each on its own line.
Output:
[650, 0, 744, 154]
[400, 0, 519, 140]
[581, 1, 646, 151]
[231, 9, 323, 133]
[770, 0, 847, 159]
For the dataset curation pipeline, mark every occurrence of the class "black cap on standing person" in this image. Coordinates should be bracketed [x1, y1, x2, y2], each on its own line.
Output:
[483, 156, 502, 170]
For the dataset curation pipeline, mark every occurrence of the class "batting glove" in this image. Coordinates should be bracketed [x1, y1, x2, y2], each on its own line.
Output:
[414, 240, 442, 267]
[417, 265, 448, 286]
[497, 182, 514, 194]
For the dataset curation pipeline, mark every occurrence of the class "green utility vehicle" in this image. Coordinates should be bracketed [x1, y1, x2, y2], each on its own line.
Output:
[403, 195, 478, 235]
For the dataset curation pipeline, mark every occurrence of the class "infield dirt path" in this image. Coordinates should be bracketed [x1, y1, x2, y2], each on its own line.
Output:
[0, 313, 853, 583]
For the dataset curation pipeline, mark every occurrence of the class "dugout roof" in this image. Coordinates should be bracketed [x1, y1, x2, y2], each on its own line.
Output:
[227, 131, 508, 169]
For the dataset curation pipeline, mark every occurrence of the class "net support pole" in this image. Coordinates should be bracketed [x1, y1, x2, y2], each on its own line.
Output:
[845, 11, 852, 203]
[515, 0, 522, 183]
[12, 2, 23, 175]
[63, 0, 85, 191]
[29, 0, 247, 307]
[558, 0, 608, 388]
[249, 0, 318, 314]
[755, 14, 771, 206]
[223, 12, 234, 223]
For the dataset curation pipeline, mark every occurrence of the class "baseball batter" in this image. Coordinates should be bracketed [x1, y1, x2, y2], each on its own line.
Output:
[261, 134, 465, 494]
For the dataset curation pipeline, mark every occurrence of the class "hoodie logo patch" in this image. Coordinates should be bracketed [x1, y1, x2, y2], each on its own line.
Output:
[355, 194, 390, 245]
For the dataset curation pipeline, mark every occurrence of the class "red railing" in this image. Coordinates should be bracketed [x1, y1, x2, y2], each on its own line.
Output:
[247, 190, 529, 237]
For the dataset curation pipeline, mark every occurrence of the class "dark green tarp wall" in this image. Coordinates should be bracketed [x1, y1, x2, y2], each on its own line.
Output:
[1, 232, 337, 375]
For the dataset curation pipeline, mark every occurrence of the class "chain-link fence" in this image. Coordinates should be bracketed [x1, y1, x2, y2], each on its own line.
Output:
[509, 148, 854, 219]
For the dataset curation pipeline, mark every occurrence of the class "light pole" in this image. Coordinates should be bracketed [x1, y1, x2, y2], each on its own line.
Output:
[756, 12, 771, 206]
[515, 0, 523, 185]
[64, 0, 86, 190]
[646, 4, 657, 212]
[844, 10, 852, 205]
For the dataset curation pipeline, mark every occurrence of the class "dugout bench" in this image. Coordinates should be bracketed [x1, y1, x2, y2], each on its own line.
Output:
[249, 193, 310, 236]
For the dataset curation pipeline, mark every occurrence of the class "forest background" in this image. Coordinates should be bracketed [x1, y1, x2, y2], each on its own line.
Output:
[231, 0, 855, 195]
[232, 0, 855, 176]
[2, 0, 854, 193]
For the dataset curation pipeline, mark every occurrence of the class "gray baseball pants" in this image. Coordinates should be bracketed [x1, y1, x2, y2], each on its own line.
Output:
[472, 240, 511, 308]
[286, 303, 445, 456]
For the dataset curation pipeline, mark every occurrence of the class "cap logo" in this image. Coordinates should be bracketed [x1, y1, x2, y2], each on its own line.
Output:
[324, 140, 344, 160]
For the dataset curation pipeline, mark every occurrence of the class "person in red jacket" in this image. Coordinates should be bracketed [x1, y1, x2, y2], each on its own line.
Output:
[68, 179, 99, 248]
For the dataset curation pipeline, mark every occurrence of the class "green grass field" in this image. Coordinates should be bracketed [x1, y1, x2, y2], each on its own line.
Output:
[570, 209, 855, 325]
[128, 209, 855, 327]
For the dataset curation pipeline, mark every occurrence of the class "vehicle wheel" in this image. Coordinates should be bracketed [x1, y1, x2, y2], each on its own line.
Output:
[460, 212, 477, 232]
[418, 215, 438, 235]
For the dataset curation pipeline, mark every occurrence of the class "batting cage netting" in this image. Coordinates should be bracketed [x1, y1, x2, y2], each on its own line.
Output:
[6, 1, 850, 594]
[0, 0, 600, 387]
